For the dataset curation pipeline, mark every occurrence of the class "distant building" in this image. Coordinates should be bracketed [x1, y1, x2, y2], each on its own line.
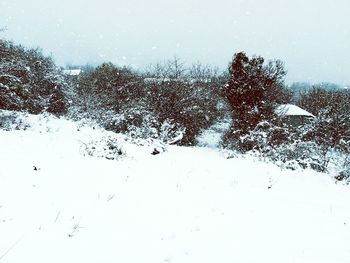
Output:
[63, 69, 82, 76]
[275, 104, 315, 127]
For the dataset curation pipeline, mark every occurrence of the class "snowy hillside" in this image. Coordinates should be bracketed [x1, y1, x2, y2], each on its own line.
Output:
[1, 112, 350, 263]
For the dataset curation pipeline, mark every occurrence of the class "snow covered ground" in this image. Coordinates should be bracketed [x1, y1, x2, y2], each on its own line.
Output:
[1, 112, 350, 263]
[196, 117, 231, 148]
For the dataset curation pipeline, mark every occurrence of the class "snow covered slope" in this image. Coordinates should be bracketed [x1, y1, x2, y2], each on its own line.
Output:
[0, 112, 350, 263]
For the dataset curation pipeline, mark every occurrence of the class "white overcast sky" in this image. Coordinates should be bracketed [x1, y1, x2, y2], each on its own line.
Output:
[1, 0, 349, 84]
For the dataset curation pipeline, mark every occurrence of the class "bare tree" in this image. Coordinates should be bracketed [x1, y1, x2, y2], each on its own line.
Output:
[144, 62, 168, 80]
[188, 62, 221, 82]
[165, 57, 186, 80]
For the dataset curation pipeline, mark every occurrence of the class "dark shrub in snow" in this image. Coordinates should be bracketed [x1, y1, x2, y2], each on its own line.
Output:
[223, 51, 291, 142]
[336, 169, 350, 183]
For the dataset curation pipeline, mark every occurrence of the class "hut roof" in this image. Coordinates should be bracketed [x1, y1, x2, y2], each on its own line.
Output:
[275, 104, 315, 118]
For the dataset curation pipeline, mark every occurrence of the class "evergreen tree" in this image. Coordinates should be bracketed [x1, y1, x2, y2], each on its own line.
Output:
[225, 52, 290, 136]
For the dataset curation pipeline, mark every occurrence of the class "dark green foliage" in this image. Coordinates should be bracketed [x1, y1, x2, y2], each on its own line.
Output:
[225, 52, 290, 131]
[223, 52, 291, 151]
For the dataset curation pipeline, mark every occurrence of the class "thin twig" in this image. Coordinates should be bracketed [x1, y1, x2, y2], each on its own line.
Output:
[55, 210, 61, 222]
[0, 237, 23, 261]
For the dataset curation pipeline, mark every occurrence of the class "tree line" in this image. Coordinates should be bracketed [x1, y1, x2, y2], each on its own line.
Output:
[1, 38, 349, 175]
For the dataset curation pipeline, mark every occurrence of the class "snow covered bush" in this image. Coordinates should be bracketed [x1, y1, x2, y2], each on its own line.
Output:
[70, 62, 143, 115]
[222, 121, 290, 152]
[270, 140, 329, 172]
[67, 62, 165, 141]
[104, 105, 185, 145]
[144, 79, 224, 145]
[223, 120, 336, 172]
[105, 104, 159, 139]
[0, 39, 68, 114]
[234, 120, 350, 173]
[336, 168, 350, 183]
[80, 136, 125, 160]
[0, 110, 30, 130]
[158, 119, 186, 144]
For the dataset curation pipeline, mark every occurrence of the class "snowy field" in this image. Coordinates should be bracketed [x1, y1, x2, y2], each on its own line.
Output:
[1, 112, 350, 263]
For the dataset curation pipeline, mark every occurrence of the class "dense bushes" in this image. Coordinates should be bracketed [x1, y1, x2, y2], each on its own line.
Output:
[0, 39, 68, 114]
[144, 79, 224, 145]
[69, 59, 227, 145]
[72, 62, 143, 114]
[298, 87, 350, 145]
[297, 88, 350, 173]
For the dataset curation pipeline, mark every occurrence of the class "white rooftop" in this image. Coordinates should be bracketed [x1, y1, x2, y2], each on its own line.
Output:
[63, 69, 81, 76]
[275, 104, 315, 117]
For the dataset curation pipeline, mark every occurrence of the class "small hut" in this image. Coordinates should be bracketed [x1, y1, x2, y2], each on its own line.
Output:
[275, 104, 315, 127]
